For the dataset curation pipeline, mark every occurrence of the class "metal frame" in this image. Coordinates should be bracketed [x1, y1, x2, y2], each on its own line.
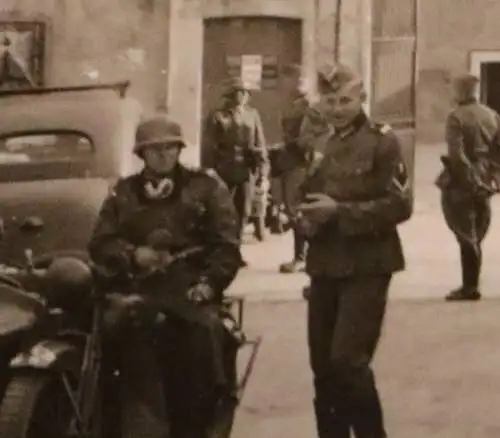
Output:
[0, 21, 46, 89]
[0, 81, 131, 99]
[223, 295, 263, 400]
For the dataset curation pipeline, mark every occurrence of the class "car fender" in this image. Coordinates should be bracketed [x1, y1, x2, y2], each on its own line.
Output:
[10, 338, 82, 372]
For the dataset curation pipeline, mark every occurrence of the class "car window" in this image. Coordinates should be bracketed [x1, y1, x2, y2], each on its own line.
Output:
[0, 132, 94, 182]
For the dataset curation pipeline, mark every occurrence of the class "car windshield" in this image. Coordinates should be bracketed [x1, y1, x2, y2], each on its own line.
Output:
[0, 132, 94, 182]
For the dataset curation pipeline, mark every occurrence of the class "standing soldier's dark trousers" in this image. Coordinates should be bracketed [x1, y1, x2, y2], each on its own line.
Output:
[441, 188, 491, 298]
[308, 275, 389, 438]
[281, 166, 308, 265]
[226, 174, 255, 239]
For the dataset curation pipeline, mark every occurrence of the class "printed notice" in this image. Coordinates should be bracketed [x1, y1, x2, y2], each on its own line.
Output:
[241, 54, 262, 90]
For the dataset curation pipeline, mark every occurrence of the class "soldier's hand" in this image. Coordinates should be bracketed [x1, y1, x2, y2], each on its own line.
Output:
[133, 246, 161, 272]
[187, 283, 215, 304]
[298, 193, 338, 226]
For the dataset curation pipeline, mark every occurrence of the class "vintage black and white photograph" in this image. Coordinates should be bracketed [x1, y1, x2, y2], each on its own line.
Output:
[0, 0, 499, 437]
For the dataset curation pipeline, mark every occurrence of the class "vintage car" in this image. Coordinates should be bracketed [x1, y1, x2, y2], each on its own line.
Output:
[0, 83, 261, 438]
[0, 82, 143, 266]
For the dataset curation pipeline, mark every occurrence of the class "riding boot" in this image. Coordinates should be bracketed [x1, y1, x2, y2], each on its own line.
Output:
[120, 334, 170, 438]
[313, 398, 350, 438]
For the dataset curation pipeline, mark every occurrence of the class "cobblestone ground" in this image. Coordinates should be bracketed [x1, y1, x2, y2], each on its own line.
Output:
[233, 300, 500, 438]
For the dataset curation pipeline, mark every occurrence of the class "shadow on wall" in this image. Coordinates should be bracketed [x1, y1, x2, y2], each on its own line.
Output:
[372, 68, 454, 145]
[416, 68, 454, 144]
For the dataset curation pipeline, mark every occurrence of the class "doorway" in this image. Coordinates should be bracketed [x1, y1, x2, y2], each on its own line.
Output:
[480, 62, 500, 114]
[201, 16, 302, 165]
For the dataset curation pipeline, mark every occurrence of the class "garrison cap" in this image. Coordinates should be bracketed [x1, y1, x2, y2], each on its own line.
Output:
[222, 77, 249, 95]
[133, 113, 186, 156]
[317, 63, 362, 93]
[452, 73, 479, 98]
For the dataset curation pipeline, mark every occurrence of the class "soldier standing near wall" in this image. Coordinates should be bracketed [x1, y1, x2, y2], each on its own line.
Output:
[275, 64, 316, 273]
[436, 73, 500, 301]
[203, 77, 269, 266]
[297, 64, 412, 438]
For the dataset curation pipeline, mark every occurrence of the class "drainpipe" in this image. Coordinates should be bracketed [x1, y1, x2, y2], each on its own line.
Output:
[334, 0, 342, 61]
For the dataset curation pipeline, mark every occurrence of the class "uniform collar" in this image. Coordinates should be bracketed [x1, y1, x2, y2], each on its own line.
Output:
[336, 111, 367, 139]
[458, 97, 477, 105]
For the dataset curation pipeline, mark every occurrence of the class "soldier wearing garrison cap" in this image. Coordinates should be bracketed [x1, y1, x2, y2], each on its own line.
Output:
[296, 63, 412, 438]
[436, 73, 500, 301]
[89, 113, 242, 438]
[273, 64, 322, 273]
[202, 77, 269, 260]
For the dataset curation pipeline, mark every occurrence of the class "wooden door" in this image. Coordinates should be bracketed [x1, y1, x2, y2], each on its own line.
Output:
[371, 0, 417, 182]
[201, 17, 302, 164]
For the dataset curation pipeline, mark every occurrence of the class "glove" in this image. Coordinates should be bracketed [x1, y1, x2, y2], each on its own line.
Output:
[187, 282, 215, 304]
[133, 246, 161, 273]
[103, 293, 145, 330]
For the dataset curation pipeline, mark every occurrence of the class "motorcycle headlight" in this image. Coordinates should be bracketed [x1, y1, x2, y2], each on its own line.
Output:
[44, 257, 93, 309]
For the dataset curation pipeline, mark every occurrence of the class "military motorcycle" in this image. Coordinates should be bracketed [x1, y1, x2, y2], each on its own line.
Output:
[96, 241, 262, 438]
[0, 251, 104, 438]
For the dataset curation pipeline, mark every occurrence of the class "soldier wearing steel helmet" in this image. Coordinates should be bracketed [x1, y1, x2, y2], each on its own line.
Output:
[436, 73, 500, 301]
[202, 77, 268, 261]
[296, 64, 412, 438]
[88, 114, 243, 438]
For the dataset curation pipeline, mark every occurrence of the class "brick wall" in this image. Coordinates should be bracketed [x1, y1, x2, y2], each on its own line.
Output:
[417, 0, 500, 143]
[1, 0, 170, 112]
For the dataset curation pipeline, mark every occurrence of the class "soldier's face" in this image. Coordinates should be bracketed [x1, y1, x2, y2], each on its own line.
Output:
[233, 90, 249, 105]
[142, 143, 181, 174]
[320, 82, 366, 129]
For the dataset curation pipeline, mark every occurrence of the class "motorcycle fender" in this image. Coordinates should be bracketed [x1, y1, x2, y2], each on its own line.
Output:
[10, 339, 81, 372]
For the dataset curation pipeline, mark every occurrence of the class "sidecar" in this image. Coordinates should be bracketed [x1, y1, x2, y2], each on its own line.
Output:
[0, 257, 103, 438]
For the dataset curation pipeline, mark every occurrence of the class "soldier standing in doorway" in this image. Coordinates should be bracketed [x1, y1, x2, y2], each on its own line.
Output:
[436, 73, 500, 301]
[203, 77, 268, 266]
[297, 64, 412, 438]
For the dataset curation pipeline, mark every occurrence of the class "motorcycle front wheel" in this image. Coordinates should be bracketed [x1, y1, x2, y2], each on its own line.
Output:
[0, 371, 80, 438]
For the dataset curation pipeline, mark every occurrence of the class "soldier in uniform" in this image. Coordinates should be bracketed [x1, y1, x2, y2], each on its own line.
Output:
[436, 73, 500, 301]
[88, 114, 243, 438]
[296, 70, 337, 297]
[275, 64, 316, 273]
[297, 64, 413, 438]
[203, 77, 268, 262]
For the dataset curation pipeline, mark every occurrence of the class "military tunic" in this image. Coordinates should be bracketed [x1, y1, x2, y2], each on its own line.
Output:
[436, 99, 499, 292]
[302, 114, 411, 278]
[303, 113, 412, 438]
[203, 105, 268, 237]
[88, 164, 242, 438]
[89, 165, 241, 297]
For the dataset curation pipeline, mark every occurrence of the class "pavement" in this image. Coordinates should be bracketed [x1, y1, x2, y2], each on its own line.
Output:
[232, 300, 500, 438]
[225, 144, 500, 437]
[228, 143, 500, 302]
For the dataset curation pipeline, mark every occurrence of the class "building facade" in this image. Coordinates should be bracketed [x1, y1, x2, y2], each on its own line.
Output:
[1, 0, 372, 165]
[417, 0, 500, 144]
[1, 0, 171, 110]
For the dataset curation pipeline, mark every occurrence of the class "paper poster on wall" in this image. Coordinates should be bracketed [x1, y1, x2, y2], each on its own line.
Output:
[241, 54, 262, 90]
[226, 55, 241, 78]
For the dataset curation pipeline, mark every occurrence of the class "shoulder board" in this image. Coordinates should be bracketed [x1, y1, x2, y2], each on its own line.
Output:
[107, 176, 132, 197]
[372, 122, 392, 135]
[187, 165, 222, 181]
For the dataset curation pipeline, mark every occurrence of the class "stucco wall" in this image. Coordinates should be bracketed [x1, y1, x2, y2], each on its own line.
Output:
[2, 0, 367, 164]
[1, 0, 171, 112]
[315, 0, 368, 78]
[417, 0, 500, 143]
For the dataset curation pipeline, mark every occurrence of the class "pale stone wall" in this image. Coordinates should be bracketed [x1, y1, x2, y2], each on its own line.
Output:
[1, 0, 171, 111]
[417, 0, 500, 143]
[1, 0, 369, 164]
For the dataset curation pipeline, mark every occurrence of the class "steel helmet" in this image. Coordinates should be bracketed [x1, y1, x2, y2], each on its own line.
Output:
[134, 113, 186, 156]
